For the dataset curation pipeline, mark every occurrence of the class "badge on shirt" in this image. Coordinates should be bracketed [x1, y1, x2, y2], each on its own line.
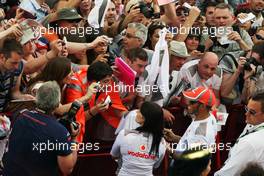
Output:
[139, 144, 147, 152]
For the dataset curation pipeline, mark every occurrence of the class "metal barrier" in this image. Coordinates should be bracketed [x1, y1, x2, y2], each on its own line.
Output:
[71, 104, 246, 175]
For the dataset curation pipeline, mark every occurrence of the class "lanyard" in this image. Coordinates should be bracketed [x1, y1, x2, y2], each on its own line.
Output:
[236, 126, 264, 143]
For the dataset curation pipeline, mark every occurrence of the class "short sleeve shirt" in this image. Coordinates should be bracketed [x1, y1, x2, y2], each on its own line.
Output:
[3, 110, 72, 176]
[111, 129, 166, 176]
[176, 114, 217, 152]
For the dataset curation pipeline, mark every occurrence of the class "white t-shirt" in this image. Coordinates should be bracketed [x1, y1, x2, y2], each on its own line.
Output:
[176, 59, 222, 91]
[176, 113, 218, 152]
[123, 110, 141, 130]
[111, 129, 166, 176]
[115, 110, 141, 134]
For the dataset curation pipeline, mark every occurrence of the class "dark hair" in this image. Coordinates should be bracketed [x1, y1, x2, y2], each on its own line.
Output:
[252, 42, 264, 60]
[204, 1, 217, 14]
[186, 27, 202, 41]
[28, 57, 71, 88]
[136, 102, 164, 155]
[251, 91, 264, 113]
[127, 48, 148, 62]
[171, 146, 212, 176]
[1, 38, 23, 59]
[241, 162, 264, 176]
[215, 3, 234, 14]
[87, 61, 113, 81]
[145, 20, 166, 50]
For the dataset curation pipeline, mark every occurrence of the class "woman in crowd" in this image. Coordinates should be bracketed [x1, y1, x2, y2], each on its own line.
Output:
[185, 33, 204, 60]
[111, 102, 166, 176]
[145, 20, 167, 50]
[27, 57, 97, 115]
[145, 20, 173, 51]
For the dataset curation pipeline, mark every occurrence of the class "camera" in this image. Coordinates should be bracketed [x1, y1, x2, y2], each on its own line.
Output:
[107, 46, 118, 66]
[59, 101, 81, 134]
[107, 53, 116, 66]
[244, 57, 260, 71]
[197, 45, 205, 53]
[138, 2, 154, 19]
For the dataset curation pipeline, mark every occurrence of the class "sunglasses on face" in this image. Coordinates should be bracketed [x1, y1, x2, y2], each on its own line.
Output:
[245, 106, 261, 116]
[255, 34, 264, 40]
[176, 9, 189, 17]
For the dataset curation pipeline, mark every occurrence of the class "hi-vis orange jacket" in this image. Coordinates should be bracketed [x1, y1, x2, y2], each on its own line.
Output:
[65, 68, 127, 142]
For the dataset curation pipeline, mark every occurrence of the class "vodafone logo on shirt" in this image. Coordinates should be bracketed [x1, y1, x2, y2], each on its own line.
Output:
[127, 150, 157, 160]
[126, 144, 157, 160]
[139, 144, 147, 152]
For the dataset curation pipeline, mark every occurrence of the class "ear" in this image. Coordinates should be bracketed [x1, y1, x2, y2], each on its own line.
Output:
[138, 38, 144, 47]
[125, 57, 132, 65]
[0, 53, 5, 63]
[231, 15, 237, 25]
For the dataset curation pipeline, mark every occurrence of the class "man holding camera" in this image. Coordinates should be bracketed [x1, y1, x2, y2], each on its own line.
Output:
[3, 81, 80, 176]
[242, 42, 264, 102]
[220, 41, 264, 104]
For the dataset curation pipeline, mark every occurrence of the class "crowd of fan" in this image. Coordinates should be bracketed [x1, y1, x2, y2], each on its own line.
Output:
[1, 0, 264, 175]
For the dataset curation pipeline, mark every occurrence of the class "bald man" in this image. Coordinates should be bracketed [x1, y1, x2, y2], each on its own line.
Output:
[174, 52, 222, 100]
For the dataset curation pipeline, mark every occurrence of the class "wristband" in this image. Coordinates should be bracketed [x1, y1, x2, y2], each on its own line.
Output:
[83, 102, 89, 111]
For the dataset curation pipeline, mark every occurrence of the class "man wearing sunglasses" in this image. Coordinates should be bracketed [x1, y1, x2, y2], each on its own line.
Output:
[252, 27, 264, 44]
[215, 91, 264, 176]
[109, 22, 153, 63]
[175, 6, 189, 26]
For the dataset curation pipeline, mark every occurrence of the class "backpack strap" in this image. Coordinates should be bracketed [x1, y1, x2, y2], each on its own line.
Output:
[219, 53, 238, 68]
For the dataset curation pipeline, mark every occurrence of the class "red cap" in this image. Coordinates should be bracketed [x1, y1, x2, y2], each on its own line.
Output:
[183, 87, 217, 107]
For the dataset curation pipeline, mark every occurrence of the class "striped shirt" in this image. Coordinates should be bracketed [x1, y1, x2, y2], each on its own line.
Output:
[0, 62, 24, 112]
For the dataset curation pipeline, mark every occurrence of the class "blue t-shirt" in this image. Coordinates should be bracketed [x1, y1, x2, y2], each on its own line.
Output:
[3, 110, 73, 176]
